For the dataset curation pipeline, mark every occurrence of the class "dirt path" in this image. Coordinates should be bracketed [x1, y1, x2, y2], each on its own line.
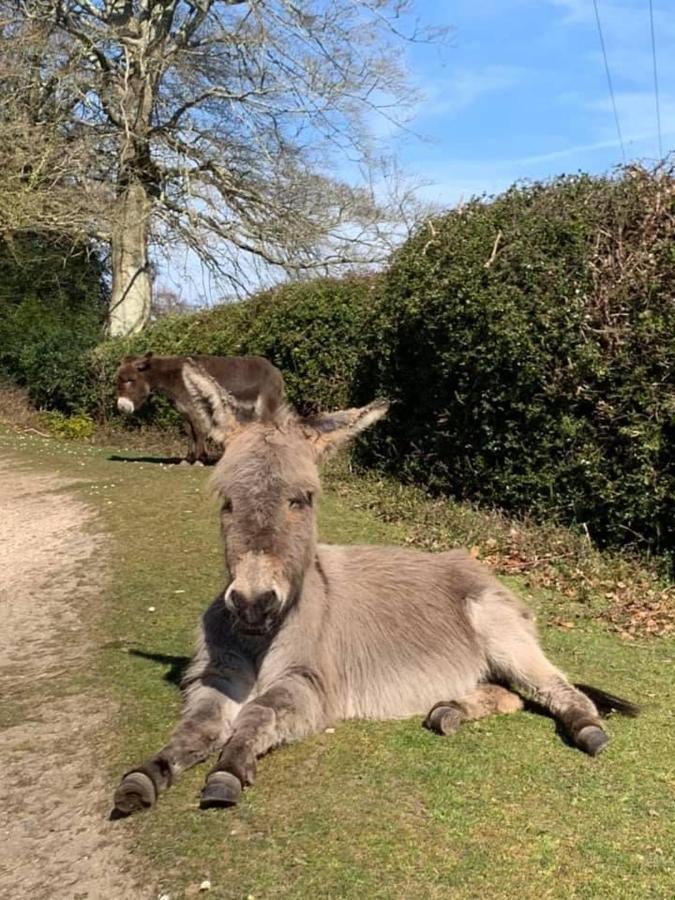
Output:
[0, 458, 151, 899]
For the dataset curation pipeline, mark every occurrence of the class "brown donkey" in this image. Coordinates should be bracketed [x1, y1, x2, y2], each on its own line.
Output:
[113, 363, 638, 815]
[115, 352, 284, 463]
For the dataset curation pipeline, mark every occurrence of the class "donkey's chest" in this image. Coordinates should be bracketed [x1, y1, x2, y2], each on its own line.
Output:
[252, 623, 485, 723]
[250, 549, 489, 722]
[337, 644, 484, 720]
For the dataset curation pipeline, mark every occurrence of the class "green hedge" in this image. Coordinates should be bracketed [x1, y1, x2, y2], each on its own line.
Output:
[366, 169, 675, 551]
[0, 235, 106, 412]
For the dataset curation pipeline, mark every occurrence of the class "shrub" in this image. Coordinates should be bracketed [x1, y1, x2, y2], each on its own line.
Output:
[39, 410, 96, 440]
[240, 277, 383, 409]
[366, 167, 675, 551]
[0, 235, 106, 412]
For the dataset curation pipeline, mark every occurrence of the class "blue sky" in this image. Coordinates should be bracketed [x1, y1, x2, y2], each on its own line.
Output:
[396, 0, 673, 205]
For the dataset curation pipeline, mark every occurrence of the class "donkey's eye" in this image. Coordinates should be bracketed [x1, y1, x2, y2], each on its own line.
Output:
[222, 498, 233, 514]
[289, 493, 312, 510]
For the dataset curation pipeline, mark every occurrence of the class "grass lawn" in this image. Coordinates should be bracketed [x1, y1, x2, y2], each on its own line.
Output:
[1, 427, 674, 899]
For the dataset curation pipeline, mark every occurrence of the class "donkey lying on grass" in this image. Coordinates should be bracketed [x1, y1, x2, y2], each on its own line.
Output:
[115, 352, 284, 463]
[114, 363, 638, 815]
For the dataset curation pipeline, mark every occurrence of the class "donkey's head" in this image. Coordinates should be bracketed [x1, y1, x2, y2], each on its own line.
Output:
[115, 353, 154, 414]
[183, 361, 388, 636]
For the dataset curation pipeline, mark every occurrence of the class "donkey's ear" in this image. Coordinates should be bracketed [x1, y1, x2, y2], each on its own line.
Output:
[302, 399, 389, 459]
[182, 359, 241, 446]
[134, 351, 153, 371]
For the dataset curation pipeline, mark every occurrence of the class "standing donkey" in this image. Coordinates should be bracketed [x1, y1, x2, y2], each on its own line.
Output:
[113, 362, 638, 815]
[115, 352, 284, 463]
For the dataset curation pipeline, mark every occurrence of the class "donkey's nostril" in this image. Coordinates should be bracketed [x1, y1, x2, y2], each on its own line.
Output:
[228, 589, 248, 615]
[254, 590, 279, 613]
[228, 588, 279, 629]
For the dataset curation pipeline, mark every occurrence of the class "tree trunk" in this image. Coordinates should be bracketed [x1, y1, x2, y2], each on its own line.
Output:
[108, 181, 152, 336]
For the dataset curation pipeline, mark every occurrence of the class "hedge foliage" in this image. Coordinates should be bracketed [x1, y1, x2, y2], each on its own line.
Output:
[367, 168, 675, 551]
[0, 234, 106, 412]
[25, 165, 675, 552]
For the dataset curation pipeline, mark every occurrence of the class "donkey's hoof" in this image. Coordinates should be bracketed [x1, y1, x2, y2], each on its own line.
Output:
[424, 704, 463, 736]
[576, 725, 609, 757]
[200, 771, 242, 809]
[113, 771, 156, 816]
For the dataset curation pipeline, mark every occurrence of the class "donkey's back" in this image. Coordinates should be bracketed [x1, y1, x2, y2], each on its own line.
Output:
[190, 355, 284, 415]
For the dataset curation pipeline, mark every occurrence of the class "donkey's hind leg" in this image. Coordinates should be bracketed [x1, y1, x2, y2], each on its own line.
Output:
[113, 680, 240, 816]
[474, 588, 607, 756]
[424, 684, 524, 736]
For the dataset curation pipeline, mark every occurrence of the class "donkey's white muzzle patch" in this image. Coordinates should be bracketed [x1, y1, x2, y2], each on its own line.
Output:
[117, 397, 135, 414]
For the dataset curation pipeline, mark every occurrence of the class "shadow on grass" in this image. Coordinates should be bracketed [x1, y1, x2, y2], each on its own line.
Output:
[109, 453, 219, 466]
[107, 454, 187, 465]
[129, 649, 191, 688]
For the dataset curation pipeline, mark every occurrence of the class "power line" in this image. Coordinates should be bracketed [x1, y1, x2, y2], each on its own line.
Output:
[592, 0, 626, 164]
[648, 0, 663, 159]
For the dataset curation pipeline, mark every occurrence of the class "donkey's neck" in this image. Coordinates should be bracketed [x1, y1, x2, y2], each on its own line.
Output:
[293, 553, 331, 626]
[147, 357, 187, 402]
[271, 555, 329, 637]
[312, 552, 330, 597]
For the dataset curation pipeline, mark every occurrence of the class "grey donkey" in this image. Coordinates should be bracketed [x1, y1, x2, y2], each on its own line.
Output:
[113, 363, 638, 815]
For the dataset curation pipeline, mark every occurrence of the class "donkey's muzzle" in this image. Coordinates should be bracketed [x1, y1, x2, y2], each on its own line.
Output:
[117, 396, 135, 414]
[229, 588, 280, 633]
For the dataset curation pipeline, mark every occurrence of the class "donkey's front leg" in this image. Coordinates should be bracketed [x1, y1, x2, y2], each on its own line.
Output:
[184, 419, 197, 465]
[183, 410, 210, 464]
[200, 676, 325, 809]
[113, 681, 241, 816]
[182, 413, 201, 465]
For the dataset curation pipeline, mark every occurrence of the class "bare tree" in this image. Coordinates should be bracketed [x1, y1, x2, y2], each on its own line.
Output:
[4, 0, 440, 335]
[0, 15, 112, 241]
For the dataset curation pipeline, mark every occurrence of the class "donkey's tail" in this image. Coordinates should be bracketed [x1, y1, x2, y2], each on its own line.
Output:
[575, 683, 640, 718]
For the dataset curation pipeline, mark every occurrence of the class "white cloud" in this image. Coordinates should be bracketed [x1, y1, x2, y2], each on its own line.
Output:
[585, 90, 675, 154]
[548, 0, 596, 25]
[416, 65, 525, 119]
